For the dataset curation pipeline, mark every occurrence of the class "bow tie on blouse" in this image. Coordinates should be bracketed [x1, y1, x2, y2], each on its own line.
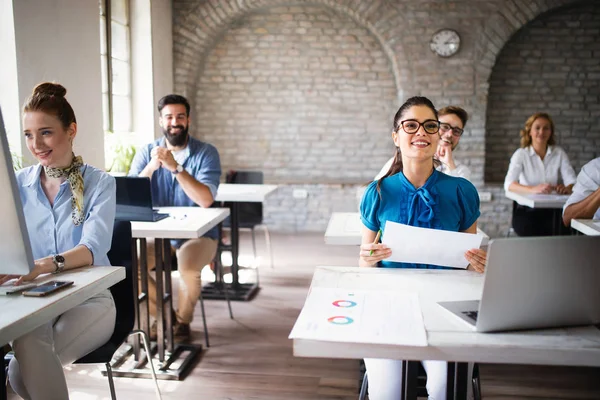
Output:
[407, 187, 436, 225]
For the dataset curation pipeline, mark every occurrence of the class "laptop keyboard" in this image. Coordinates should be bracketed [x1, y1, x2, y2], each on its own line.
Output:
[462, 310, 479, 322]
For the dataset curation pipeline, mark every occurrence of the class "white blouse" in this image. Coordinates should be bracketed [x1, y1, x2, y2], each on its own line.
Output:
[503, 146, 577, 191]
[563, 157, 600, 220]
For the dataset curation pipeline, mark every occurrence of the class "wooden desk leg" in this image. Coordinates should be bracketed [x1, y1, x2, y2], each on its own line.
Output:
[162, 239, 174, 353]
[1, 345, 7, 400]
[154, 239, 165, 362]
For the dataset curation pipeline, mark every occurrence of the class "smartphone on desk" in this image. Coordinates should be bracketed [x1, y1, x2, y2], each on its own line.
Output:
[22, 280, 74, 297]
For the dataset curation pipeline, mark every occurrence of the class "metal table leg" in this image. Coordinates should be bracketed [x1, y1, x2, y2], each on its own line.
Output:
[203, 202, 259, 301]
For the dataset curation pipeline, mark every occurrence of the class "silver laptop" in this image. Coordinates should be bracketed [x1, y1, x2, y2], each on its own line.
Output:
[438, 235, 600, 332]
[0, 107, 35, 275]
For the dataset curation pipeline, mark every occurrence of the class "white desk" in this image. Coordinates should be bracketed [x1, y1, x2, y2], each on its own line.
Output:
[505, 191, 570, 209]
[324, 212, 490, 246]
[0, 266, 124, 346]
[0, 267, 124, 400]
[130, 206, 229, 367]
[131, 207, 230, 239]
[292, 266, 600, 399]
[571, 219, 600, 236]
[214, 183, 278, 301]
[215, 183, 278, 202]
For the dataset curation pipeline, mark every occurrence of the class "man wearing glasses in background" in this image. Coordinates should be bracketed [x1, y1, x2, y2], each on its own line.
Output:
[374, 106, 472, 181]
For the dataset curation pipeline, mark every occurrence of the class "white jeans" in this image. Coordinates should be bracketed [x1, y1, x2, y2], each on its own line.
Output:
[8, 290, 116, 400]
[365, 358, 447, 400]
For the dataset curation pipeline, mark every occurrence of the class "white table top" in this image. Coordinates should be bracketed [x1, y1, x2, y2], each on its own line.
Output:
[131, 207, 230, 239]
[292, 266, 600, 367]
[571, 219, 600, 236]
[324, 212, 489, 246]
[505, 191, 570, 209]
[215, 183, 278, 202]
[0, 266, 124, 345]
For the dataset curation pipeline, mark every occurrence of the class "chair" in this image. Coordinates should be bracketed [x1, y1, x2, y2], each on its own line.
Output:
[74, 220, 162, 400]
[224, 170, 274, 283]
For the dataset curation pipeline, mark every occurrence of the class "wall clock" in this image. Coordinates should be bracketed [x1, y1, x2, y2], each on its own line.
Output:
[430, 29, 460, 57]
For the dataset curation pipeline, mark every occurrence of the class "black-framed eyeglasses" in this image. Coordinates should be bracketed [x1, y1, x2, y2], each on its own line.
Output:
[439, 122, 464, 137]
[398, 119, 440, 134]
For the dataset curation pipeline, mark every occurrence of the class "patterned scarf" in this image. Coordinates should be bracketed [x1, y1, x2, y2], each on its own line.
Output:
[44, 154, 84, 225]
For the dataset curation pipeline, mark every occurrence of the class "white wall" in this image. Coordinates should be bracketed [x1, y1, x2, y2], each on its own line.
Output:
[0, 0, 22, 157]
[130, 0, 155, 144]
[130, 0, 173, 142]
[11, 0, 105, 168]
[151, 0, 173, 139]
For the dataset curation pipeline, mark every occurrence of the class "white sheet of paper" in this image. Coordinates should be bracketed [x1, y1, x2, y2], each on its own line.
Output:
[382, 221, 483, 269]
[289, 287, 427, 347]
[529, 194, 570, 201]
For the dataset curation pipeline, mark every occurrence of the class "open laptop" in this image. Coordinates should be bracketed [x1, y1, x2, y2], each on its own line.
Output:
[0, 108, 35, 276]
[438, 235, 600, 332]
[115, 176, 169, 222]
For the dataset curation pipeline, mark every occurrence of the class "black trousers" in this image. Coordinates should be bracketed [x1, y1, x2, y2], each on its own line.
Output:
[511, 202, 570, 236]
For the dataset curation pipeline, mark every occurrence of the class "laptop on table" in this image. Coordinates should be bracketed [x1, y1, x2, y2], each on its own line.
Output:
[115, 177, 169, 222]
[438, 235, 600, 332]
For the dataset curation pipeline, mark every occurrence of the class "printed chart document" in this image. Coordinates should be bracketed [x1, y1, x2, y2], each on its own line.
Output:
[382, 221, 483, 269]
[290, 287, 427, 346]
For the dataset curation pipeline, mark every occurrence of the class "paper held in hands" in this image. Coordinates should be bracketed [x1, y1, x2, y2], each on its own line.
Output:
[382, 221, 484, 269]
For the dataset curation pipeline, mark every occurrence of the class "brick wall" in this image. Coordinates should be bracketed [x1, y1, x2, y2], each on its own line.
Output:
[195, 5, 398, 182]
[485, 1, 600, 183]
[172, 0, 593, 237]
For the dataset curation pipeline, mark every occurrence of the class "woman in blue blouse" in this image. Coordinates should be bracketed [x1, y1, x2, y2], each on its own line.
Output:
[1, 83, 117, 400]
[359, 96, 486, 400]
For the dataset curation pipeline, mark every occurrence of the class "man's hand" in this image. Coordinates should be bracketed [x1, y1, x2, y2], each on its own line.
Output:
[555, 184, 572, 195]
[151, 147, 178, 172]
[436, 143, 456, 170]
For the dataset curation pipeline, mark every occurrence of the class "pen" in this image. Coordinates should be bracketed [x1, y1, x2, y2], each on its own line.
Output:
[369, 230, 382, 256]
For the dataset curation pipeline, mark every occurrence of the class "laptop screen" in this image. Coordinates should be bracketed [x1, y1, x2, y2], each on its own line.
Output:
[115, 176, 155, 212]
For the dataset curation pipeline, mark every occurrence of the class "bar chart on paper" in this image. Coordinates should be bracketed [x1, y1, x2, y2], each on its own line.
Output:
[289, 287, 427, 346]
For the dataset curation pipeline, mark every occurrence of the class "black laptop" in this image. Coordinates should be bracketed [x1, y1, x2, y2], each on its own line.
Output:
[115, 177, 169, 222]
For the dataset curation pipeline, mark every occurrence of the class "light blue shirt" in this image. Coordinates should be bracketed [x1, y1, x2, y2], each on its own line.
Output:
[17, 164, 116, 266]
[129, 136, 221, 245]
[360, 169, 480, 269]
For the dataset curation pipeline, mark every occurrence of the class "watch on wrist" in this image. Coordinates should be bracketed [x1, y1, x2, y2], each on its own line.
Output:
[52, 254, 65, 274]
[172, 164, 184, 175]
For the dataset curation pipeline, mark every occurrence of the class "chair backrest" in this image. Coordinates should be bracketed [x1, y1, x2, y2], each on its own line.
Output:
[106, 220, 135, 345]
[225, 170, 264, 227]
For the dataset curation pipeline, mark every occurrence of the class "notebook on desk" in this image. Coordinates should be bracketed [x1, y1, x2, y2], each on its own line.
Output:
[115, 177, 169, 222]
[438, 235, 600, 332]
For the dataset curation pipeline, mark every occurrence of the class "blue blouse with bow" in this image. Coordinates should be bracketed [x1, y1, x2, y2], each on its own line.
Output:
[360, 169, 480, 269]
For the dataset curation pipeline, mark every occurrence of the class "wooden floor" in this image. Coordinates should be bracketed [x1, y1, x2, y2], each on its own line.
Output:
[7, 232, 600, 399]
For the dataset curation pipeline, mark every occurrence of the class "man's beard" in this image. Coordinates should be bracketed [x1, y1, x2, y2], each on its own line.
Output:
[163, 125, 189, 147]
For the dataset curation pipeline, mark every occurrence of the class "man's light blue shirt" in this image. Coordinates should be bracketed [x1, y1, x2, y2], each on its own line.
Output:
[129, 136, 221, 245]
[16, 164, 116, 266]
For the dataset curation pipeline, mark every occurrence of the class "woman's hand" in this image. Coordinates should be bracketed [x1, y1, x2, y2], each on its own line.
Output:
[555, 184, 572, 195]
[14, 258, 55, 285]
[531, 183, 554, 194]
[0, 274, 20, 285]
[359, 243, 391, 267]
[465, 249, 487, 273]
